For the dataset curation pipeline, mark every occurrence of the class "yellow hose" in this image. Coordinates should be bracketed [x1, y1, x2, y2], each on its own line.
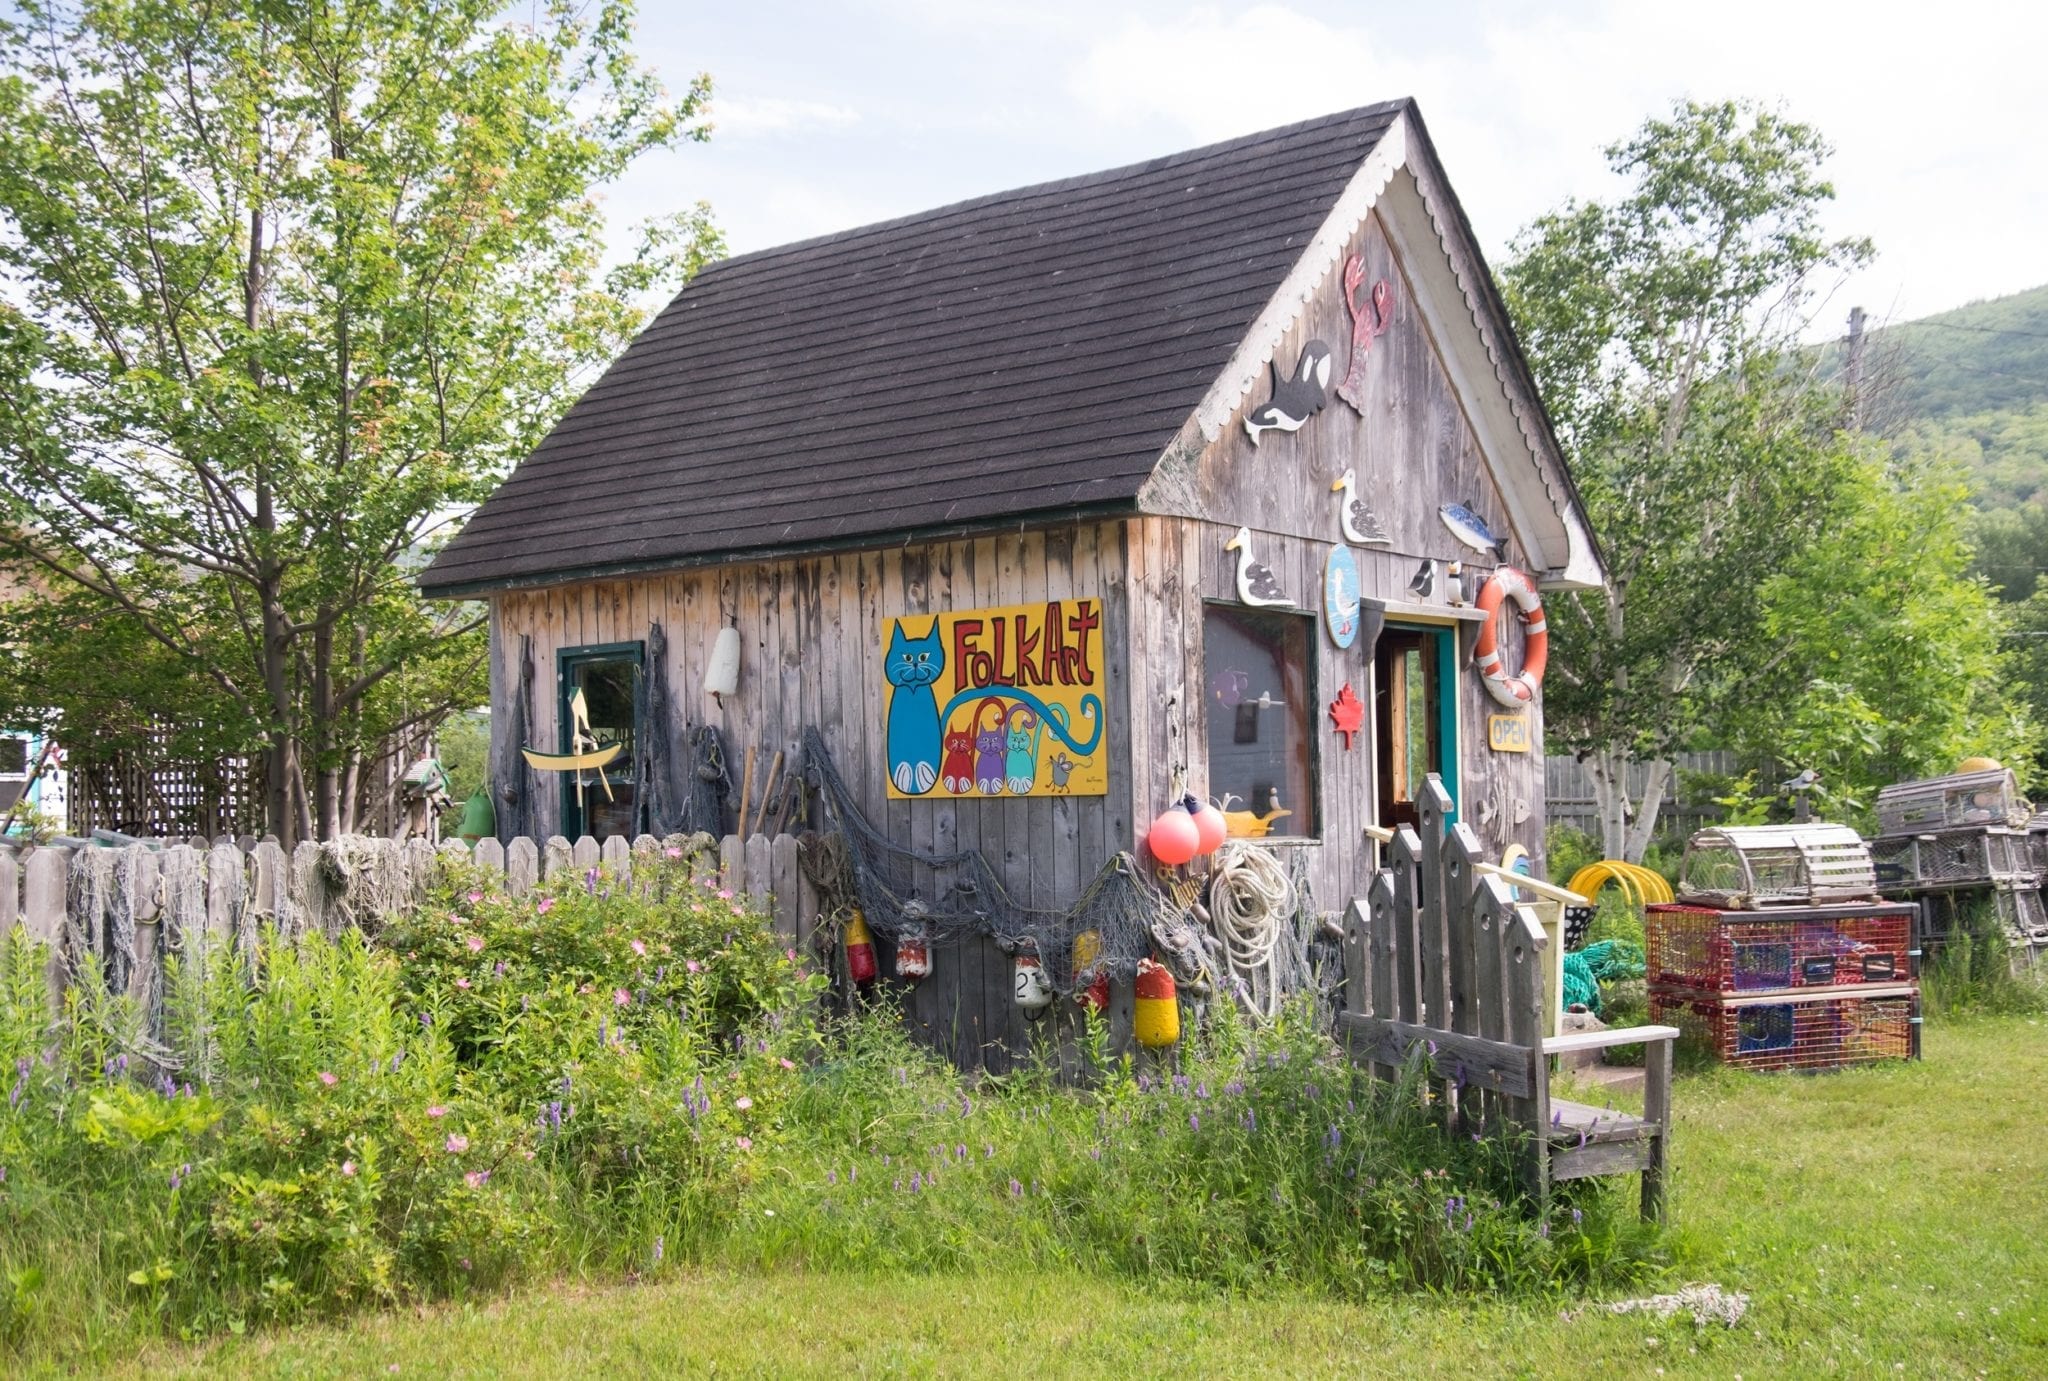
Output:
[1564, 861, 1674, 908]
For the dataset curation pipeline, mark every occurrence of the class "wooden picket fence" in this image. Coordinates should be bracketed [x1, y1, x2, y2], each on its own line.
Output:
[0, 832, 821, 1029]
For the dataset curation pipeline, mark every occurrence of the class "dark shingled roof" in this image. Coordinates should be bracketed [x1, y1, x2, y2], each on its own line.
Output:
[420, 101, 1407, 595]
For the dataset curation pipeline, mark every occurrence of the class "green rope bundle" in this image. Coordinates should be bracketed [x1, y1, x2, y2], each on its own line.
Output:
[1561, 939, 1645, 1016]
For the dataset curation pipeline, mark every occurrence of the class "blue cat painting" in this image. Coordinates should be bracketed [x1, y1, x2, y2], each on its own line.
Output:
[883, 617, 1105, 796]
[884, 620, 946, 794]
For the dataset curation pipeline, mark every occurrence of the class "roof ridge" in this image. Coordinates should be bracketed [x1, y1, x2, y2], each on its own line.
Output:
[691, 99, 1414, 277]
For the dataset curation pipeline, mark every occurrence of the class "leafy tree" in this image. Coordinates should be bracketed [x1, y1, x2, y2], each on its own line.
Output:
[1502, 99, 1872, 860]
[0, 0, 719, 844]
[1728, 452, 2041, 817]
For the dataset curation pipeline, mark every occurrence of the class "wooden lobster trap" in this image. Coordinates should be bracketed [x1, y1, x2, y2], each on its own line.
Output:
[1676, 825, 1879, 910]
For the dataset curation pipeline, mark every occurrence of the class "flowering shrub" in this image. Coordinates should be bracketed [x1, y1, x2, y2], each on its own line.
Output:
[0, 851, 1653, 1362]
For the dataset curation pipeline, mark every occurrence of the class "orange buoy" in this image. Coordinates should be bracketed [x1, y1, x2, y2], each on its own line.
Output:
[1189, 796, 1228, 856]
[1147, 804, 1200, 865]
[1134, 958, 1180, 1048]
[895, 929, 931, 981]
[844, 909, 878, 987]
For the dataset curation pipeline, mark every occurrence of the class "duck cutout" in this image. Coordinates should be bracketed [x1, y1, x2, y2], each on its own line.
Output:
[1243, 340, 1334, 446]
[1223, 795, 1295, 838]
[1226, 526, 1290, 607]
[1439, 501, 1510, 563]
[1330, 468, 1390, 545]
[1408, 558, 1436, 599]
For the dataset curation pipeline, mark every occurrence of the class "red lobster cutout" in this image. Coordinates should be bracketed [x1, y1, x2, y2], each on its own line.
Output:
[1336, 253, 1393, 414]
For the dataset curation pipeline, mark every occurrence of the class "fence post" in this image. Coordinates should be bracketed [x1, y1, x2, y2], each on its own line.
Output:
[0, 851, 15, 936]
[600, 836, 631, 883]
[542, 836, 572, 880]
[24, 848, 68, 1016]
[507, 837, 539, 896]
[208, 840, 245, 943]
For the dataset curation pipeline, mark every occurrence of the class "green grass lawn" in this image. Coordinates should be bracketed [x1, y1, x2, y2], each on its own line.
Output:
[94, 1013, 2048, 1378]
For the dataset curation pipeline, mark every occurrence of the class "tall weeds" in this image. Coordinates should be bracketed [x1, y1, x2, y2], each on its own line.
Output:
[0, 855, 1659, 1363]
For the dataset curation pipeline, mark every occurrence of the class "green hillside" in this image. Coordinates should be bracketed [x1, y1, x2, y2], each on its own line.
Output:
[1880, 283, 2048, 421]
[1861, 287, 2048, 562]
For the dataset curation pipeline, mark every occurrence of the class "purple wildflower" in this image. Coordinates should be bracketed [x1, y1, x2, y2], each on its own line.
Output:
[1009, 1179, 1023, 1199]
[653, 1235, 664, 1264]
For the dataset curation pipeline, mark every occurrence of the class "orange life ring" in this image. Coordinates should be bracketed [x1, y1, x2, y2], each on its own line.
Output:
[1472, 567, 1547, 707]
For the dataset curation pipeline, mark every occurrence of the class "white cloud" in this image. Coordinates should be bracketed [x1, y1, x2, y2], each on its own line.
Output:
[701, 96, 861, 139]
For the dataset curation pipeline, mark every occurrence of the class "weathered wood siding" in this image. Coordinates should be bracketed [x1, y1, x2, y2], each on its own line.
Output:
[1136, 205, 1549, 910]
[489, 523, 1134, 1071]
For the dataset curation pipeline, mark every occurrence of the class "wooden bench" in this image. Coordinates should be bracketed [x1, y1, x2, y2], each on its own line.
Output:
[1338, 777, 1678, 1221]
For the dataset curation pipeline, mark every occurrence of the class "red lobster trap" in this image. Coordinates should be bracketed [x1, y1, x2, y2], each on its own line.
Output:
[1651, 986, 1919, 1072]
[1645, 902, 1918, 993]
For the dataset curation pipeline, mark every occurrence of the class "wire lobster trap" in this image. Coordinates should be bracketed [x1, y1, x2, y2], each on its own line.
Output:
[1869, 828, 2040, 891]
[1875, 768, 2030, 837]
[1645, 903, 1916, 993]
[1676, 825, 1878, 910]
[1651, 985, 1919, 1072]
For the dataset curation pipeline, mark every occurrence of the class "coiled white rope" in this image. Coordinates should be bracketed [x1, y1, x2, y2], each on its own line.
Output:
[1208, 841, 1295, 1017]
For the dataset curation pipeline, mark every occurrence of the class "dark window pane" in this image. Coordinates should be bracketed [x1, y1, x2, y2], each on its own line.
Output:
[1203, 606, 1316, 838]
[561, 649, 642, 840]
[0, 738, 25, 775]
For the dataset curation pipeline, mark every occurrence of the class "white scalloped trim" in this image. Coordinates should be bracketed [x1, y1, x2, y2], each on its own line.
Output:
[1400, 154, 1580, 551]
[1191, 117, 1408, 443]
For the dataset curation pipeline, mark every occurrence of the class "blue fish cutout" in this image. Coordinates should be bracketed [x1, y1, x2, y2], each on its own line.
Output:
[1439, 502, 1508, 562]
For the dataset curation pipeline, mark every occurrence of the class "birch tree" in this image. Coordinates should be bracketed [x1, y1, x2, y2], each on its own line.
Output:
[0, 0, 719, 844]
[1502, 100, 1871, 861]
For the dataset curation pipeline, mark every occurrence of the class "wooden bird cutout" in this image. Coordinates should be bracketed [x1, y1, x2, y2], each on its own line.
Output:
[1330, 468, 1390, 545]
[1328, 683, 1364, 750]
[1225, 525, 1290, 606]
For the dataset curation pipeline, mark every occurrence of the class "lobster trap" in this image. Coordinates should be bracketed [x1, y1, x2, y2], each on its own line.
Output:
[1912, 882, 2048, 948]
[1645, 903, 1917, 994]
[1651, 985, 1919, 1072]
[1676, 825, 1878, 910]
[1870, 828, 2039, 891]
[1875, 768, 2030, 837]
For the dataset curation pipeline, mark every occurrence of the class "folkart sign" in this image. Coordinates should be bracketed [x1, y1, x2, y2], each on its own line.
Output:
[881, 600, 1108, 800]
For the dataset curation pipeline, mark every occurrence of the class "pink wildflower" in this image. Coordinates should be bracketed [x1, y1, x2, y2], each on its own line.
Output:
[664, 846, 683, 859]
[445, 1134, 469, 1154]
[785, 948, 797, 962]
[466, 935, 486, 953]
[735, 1136, 752, 1151]
[465, 890, 483, 905]
[455, 977, 471, 990]
[735, 1095, 753, 1110]
[690, 903, 705, 914]
[465, 1170, 490, 1189]
[537, 896, 556, 915]
[614, 988, 632, 1007]
[779, 1058, 796, 1071]
[427, 1105, 449, 1118]
[685, 959, 702, 974]
[716, 888, 734, 900]
[318, 1071, 337, 1087]
[341, 1160, 357, 1177]
[631, 939, 647, 957]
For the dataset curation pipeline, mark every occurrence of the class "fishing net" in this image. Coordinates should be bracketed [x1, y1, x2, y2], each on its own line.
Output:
[800, 727, 1180, 994]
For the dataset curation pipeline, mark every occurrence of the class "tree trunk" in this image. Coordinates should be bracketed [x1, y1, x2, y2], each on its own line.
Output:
[1623, 757, 1673, 864]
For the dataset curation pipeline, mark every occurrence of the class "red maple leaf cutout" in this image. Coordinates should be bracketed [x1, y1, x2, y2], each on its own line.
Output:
[1328, 683, 1364, 750]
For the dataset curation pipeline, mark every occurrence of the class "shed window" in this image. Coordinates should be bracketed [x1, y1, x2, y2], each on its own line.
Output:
[559, 644, 643, 840]
[1202, 605, 1317, 838]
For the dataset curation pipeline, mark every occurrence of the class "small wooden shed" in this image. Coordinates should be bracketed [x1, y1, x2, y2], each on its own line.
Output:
[422, 99, 1605, 1063]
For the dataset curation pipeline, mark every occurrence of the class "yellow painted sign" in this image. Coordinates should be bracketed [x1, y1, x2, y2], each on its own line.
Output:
[1487, 713, 1531, 753]
[881, 600, 1108, 799]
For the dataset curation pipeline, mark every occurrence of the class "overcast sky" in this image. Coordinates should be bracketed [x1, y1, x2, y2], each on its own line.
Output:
[611, 0, 2046, 336]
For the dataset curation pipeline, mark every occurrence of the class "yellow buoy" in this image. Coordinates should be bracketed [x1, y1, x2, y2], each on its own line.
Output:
[1134, 958, 1180, 1048]
[1957, 756, 2004, 774]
